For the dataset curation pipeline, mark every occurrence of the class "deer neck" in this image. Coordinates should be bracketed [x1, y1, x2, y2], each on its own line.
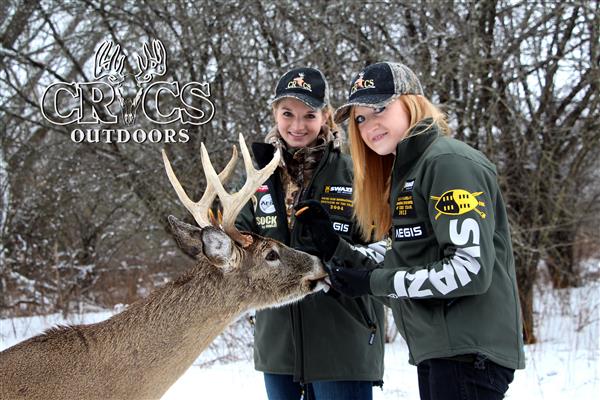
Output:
[99, 265, 250, 393]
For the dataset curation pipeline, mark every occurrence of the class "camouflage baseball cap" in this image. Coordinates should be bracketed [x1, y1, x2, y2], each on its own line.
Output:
[334, 62, 424, 123]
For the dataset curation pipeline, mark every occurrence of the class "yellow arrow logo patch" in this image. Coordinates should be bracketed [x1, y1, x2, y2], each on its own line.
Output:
[430, 189, 486, 220]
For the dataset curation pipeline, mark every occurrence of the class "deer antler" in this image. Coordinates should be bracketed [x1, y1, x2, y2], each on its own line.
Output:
[136, 40, 167, 84]
[201, 134, 281, 247]
[162, 146, 238, 228]
[94, 41, 125, 84]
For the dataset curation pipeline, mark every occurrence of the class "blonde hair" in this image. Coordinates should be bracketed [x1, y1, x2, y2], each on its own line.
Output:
[349, 95, 450, 240]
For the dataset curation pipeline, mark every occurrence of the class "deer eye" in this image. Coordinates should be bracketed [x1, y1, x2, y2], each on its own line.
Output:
[265, 249, 280, 261]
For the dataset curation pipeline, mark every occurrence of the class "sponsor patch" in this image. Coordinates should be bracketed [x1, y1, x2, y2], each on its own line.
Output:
[320, 184, 353, 218]
[332, 220, 351, 234]
[256, 185, 269, 193]
[259, 194, 276, 214]
[403, 179, 415, 191]
[394, 192, 416, 218]
[430, 189, 486, 220]
[393, 223, 427, 241]
[324, 185, 352, 195]
[256, 215, 277, 229]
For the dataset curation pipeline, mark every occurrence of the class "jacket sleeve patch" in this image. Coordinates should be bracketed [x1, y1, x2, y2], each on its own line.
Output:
[430, 189, 486, 220]
[393, 223, 428, 241]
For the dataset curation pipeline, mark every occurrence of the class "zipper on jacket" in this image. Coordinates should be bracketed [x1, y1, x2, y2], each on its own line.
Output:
[291, 144, 332, 384]
[355, 297, 377, 345]
[292, 302, 306, 384]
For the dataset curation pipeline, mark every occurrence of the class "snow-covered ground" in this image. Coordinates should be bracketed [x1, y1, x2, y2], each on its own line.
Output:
[1, 275, 598, 399]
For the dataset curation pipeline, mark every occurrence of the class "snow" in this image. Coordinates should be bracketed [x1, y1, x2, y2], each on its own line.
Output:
[1, 279, 598, 399]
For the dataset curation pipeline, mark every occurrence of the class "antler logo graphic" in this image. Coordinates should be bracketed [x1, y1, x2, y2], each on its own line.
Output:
[93, 40, 166, 125]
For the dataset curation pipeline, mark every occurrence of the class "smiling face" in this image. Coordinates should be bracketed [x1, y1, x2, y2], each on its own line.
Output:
[354, 98, 411, 156]
[274, 98, 327, 148]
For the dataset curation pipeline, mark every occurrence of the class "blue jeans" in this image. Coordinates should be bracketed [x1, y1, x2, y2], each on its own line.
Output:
[417, 356, 515, 400]
[263, 373, 373, 400]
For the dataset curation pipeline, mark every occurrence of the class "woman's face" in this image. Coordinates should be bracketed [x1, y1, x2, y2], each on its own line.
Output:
[354, 98, 410, 156]
[274, 98, 327, 148]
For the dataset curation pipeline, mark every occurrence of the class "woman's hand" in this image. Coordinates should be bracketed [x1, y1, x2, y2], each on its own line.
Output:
[327, 258, 373, 298]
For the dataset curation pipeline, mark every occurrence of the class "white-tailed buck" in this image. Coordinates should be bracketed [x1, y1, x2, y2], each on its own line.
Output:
[0, 134, 327, 400]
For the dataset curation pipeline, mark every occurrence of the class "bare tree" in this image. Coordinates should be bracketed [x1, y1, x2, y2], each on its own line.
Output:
[0, 0, 598, 344]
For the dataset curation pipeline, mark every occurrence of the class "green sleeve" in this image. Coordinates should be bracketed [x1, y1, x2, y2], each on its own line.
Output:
[331, 238, 384, 270]
[370, 154, 498, 299]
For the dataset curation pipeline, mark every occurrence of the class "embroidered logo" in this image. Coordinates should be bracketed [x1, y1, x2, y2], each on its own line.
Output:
[287, 73, 312, 91]
[259, 194, 276, 214]
[350, 72, 375, 94]
[403, 179, 415, 191]
[430, 189, 486, 220]
[324, 185, 352, 195]
[394, 223, 427, 241]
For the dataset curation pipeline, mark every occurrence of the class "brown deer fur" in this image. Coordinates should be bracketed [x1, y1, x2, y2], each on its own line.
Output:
[0, 218, 326, 400]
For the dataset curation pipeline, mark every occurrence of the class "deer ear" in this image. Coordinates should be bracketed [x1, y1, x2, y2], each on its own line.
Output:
[168, 215, 204, 259]
[201, 227, 234, 270]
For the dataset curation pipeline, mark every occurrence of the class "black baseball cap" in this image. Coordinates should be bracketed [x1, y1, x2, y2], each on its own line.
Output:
[334, 62, 424, 123]
[271, 67, 329, 109]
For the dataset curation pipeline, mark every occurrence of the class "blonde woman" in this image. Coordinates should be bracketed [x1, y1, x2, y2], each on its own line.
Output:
[236, 67, 385, 400]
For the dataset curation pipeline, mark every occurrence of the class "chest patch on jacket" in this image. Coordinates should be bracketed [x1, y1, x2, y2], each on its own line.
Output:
[258, 194, 276, 214]
[255, 215, 277, 229]
[430, 189, 486, 220]
[320, 185, 353, 218]
[393, 179, 416, 218]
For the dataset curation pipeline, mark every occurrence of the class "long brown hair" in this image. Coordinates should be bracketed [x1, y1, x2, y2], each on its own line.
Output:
[349, 95, 450, 240]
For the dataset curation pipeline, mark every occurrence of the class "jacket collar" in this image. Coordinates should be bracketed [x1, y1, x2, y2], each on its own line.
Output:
[252, 140, 337, 169]
[393, 118, 440, 175]
[253, 125, 340, 169]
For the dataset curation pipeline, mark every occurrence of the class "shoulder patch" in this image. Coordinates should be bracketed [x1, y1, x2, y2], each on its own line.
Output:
[430, 189, 486, 220]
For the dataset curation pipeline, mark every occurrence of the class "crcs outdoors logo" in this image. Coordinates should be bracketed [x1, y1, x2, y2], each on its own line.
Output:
[39, 40, 215, 143]
[287, 73, 312, 91]
[350, 72, 375, 94]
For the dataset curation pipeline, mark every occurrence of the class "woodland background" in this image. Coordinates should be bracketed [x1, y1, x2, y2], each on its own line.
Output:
[0, 0, 598, 344]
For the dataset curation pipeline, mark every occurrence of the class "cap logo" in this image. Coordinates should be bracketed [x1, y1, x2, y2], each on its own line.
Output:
[350, 72, 375, 94]
[287, 73, 312, 92]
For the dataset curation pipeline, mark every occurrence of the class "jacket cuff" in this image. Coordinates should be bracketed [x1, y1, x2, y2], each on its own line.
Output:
[330, 237, 352, 262]
[369, 268, 397, 297]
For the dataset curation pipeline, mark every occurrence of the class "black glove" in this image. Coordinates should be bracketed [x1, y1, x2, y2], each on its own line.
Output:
[326, 258, 373, 298]
[294, 200, 340, 261]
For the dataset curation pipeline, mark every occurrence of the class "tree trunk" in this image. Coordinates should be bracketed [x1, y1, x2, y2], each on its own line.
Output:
[515, 252, 539, 344]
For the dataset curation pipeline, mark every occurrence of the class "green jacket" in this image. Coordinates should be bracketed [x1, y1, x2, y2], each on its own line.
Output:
[333, 120, 525, 370]
[236, 140, 385, 383]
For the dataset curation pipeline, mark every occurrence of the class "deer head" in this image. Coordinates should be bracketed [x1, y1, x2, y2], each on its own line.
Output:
[94, 40, 166, 125]
[162, 133, 328, 308]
